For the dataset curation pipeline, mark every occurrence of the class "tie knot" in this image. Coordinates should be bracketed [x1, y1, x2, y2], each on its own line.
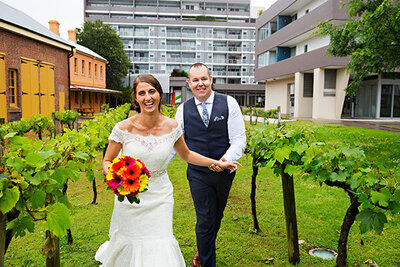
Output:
[200, 102, 207, 108]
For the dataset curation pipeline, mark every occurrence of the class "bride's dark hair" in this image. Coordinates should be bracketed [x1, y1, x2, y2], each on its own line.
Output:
[131, 74, 164, 113]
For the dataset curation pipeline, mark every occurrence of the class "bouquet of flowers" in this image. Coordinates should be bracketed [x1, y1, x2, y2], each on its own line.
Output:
[106, 155, 150, 204]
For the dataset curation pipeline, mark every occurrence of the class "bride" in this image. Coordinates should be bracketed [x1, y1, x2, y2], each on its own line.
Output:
[95, 74, 239, 266]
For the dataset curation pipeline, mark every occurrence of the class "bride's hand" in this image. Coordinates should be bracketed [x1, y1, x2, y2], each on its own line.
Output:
[209, 158, 242, 173]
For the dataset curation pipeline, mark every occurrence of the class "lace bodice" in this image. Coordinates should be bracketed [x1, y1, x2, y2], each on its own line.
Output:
[108, 124, 182, 177]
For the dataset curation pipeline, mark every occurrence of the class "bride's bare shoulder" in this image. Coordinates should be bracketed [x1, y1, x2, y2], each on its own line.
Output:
[117, 117, 136, 131]
[162, 116, 179, 130]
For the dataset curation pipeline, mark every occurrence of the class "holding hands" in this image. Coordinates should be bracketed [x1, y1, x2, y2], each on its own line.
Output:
[209, 158, 242, 173]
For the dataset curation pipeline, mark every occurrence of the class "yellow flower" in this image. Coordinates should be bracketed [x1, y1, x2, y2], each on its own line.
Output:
[106, 172, 114, 181]
[117, 186, 130, 196]
[139, 174, 149, 192]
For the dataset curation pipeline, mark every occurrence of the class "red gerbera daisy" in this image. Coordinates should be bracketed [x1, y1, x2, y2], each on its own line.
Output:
[111, 160, 125, 174]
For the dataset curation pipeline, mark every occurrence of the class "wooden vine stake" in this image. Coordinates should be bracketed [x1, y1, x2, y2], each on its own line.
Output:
[281, 163, 300, 264]
[0, 212, 5, 267]
[43, 231, 60, 267]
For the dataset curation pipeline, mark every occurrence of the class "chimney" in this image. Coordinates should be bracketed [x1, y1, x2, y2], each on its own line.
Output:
[68, 29, 76, 43]
[48, 20, 60, 36]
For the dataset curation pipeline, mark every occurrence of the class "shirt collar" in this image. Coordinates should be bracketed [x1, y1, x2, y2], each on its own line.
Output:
[194, 91, 214, 106]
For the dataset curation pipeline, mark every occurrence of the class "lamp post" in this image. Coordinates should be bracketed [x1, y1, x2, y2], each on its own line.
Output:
[127, 45, 132, 87]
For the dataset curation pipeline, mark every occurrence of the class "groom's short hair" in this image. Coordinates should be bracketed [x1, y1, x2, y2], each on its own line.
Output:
[188, 63, 210, 78]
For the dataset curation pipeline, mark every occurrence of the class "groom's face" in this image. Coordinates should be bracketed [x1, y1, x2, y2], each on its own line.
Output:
[187, 66, 213, 103]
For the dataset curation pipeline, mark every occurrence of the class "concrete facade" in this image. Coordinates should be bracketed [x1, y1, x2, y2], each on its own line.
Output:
[255, 0, 400, 119]
[254, 0, 351, 119]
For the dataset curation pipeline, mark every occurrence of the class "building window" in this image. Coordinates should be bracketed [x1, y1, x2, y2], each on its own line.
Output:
[88, 62, 92, 76]
[74, 92, 79, 105]
[304, 45, 308, 53]
[82, 92, 86, 104]
[324, 69, 337, 96]
[95, 64, 98, 77]
[74, 58, 77, 73]
[303, 73, 314, 97]
[100, 65, 103, 78]
[8, 69, 17, 107]
[95, 93, 98, 104]
[82, 60, 85, 75]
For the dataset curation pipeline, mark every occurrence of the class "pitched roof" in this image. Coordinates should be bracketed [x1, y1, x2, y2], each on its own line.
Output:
[70, 41, 107, 62]
[0, 1, 74, 48]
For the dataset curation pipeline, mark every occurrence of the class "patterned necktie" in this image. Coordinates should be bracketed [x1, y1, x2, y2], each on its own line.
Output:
[200, 102, 209, 127]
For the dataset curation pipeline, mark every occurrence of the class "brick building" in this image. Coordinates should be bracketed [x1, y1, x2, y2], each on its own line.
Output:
[0, 2, 74, 122]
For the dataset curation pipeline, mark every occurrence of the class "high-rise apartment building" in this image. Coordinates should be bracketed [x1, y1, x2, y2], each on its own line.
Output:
[84, 0, 265, 106]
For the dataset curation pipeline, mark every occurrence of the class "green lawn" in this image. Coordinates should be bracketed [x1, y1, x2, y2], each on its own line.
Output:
[5, 121, 400, 266]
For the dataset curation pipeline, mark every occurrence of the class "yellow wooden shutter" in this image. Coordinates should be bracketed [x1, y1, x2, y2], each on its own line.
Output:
[39, 63, 55, 116]
[59, 92, 65, 111]
[21, 59, 39, 118]
[0, 53, 6, 121]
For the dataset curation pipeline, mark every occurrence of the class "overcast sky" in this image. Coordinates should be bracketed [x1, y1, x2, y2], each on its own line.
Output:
[1, 0, 277, 39]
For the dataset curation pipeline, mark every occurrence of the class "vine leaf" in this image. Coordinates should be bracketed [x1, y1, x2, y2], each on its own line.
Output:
[45, 203, 71, 237]
[6, 215, 35, 238]
[274, 147, 291, 164]
[0, 180, 20, 213]
[31, 190, 46, 209]
[370, 188, 392, 207]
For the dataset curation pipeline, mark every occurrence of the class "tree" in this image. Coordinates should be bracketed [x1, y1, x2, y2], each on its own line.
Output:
[316, 0, 400, 96]
[76, 20, 130, 91]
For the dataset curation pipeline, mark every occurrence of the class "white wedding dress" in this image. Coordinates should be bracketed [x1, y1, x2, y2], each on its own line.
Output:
[95, 124, 186, 267]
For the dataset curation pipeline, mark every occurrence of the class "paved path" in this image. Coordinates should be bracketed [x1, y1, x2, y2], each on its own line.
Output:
[306, 118, 400, 133]
[243, 115, 400, 133]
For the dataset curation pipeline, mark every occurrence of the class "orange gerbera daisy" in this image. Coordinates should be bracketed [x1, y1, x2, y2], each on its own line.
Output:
[122, 177, 140, 193]
[122, 164, 141, 180]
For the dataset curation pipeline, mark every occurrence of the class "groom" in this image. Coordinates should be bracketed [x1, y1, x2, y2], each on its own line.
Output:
[175, 63, 246, 267]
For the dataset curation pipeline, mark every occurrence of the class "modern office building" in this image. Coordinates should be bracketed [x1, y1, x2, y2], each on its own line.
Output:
[255, 0, 400, 119]
[83, 0, 265, 107]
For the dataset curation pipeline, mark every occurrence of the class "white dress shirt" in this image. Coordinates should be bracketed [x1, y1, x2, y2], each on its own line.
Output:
[174, 91, 246, 162]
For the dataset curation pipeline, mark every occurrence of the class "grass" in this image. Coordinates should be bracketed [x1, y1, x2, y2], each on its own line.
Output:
[5, 121, 400, 266]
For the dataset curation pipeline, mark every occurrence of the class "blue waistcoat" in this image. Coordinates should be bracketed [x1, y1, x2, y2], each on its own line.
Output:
[183, 92, 230, 173]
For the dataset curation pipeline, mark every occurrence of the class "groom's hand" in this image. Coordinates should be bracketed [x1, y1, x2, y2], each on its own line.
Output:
[208, 158, 226, 172]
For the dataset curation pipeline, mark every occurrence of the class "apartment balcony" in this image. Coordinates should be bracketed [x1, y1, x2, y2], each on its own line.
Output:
[134, 44, 149, 49]
[181, 45, 196, 51]
[182, 58, 196, 63]
[227, 71, 241, 76]
[213, 71, 227, 76]
[166, 57, 181, 62]
[228, 47, 241, 52]
[213, 58, 227, 63]
[166, 32, 181, 38]
[134, 31, 149, 37]
[213, 46, 228, 51]
[213, 34, 227, 39]
[227, 34, 241, 40]
[134, 57, 149, 62]
[134, 69, 150, 74]
[166, 45, 180, 50]
[182, 33, 197, 38]
[256, 0, 348, 54]
[228, 59, 241, 64]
